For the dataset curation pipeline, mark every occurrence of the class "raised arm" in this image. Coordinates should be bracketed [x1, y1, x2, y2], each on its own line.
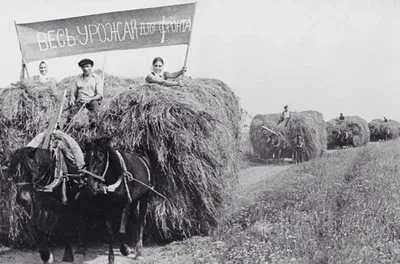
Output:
[164, 66, 187, 79]
[145, 73, 181, 87]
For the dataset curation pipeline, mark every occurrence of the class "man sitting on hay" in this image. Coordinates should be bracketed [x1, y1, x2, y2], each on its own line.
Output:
[67, 58, 104, 125]
[278, 105, 291, 126]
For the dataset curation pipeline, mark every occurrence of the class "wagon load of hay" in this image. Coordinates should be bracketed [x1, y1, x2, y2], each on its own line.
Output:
[0, 72, 141, 161]
[57, 71, 143, 129]
[0, 80, 60, 247]
[239, 109, 254, 160]
[249, 113, 281, 159]
[276, 110, 327, 160]
[326, 116, 370, 149]
[0, 74, 143, 247]
[0, 74, 240, 245]
[95, 77, 241, 241]
[0, 80, 60, 161]
[249, 111, 326, 160]
[368, 119, 400, 141]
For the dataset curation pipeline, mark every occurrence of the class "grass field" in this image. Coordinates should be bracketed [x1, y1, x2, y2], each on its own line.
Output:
[2, 140, 400, 263]
[140, 140, 400, 264]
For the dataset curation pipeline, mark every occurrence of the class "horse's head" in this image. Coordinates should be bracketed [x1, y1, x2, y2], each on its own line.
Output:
[8, 147, 39, 212]
[84, 137, 115, 195]
[332, 130, 341, 140]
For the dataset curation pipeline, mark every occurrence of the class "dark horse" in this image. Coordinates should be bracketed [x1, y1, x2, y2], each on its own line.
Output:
[293, 134, 305, 164]
[8, 146, 80, 264]
[83, 137, 151, 262]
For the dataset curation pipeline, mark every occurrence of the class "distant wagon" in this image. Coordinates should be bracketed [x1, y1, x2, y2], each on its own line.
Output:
[250, 110, 327, 163]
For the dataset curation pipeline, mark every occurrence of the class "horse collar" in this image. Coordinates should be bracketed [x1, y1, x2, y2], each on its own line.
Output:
[101, 151, 110, 179]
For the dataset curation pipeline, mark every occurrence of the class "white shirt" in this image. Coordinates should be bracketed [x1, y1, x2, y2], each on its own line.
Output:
[283, 110, 290, 118]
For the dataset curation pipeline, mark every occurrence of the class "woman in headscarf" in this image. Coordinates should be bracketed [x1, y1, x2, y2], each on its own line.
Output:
[33, 61, 57, 90]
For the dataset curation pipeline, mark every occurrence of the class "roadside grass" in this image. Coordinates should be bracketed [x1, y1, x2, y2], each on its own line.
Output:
[140, 140, 400, 264]
[214, 140, 400, 263]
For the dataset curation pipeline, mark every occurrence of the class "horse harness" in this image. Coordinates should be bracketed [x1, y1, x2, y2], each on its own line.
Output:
[15, 146, 166, 205]
[85, 150, 166, 201]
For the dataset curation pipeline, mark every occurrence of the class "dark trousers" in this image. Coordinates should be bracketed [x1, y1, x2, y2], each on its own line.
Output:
[66, 100, 101, 126]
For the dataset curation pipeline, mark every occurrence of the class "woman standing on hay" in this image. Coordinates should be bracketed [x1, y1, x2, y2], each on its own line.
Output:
[145, 57, 186, 86]
[32, 61, 57, 90]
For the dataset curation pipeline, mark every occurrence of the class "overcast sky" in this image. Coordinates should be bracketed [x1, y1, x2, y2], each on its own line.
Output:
[1, 0, 400, 122]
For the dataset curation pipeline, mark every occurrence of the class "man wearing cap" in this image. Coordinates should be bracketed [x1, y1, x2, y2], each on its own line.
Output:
[278, 105, 291, 125]
[68, 58, 103, 124]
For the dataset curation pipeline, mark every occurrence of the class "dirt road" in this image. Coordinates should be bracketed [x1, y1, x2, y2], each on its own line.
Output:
[0, 164, 289, 264]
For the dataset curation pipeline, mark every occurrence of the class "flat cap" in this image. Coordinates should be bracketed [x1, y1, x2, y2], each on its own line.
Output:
[78, 58, 94, 67]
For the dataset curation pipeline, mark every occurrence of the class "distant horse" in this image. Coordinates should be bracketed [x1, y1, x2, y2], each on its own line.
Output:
[8, 146, 80, 264]
[332, 130, 354, 149]
[369, 128, 380, 142]
[268, 134, 282, 164]
[293, 134, 305, 164]
[269, 134, 291, 165]
[339, 131, 355, 148]
[83, 137, 151, 263]
[332, 130, 342, 148]
[382, 128, 391, 141]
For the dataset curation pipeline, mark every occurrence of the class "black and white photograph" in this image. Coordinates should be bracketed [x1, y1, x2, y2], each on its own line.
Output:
[1, 0, 400, 263]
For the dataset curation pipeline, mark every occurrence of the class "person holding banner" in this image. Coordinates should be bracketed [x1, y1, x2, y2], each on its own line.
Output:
[33, 61, 57, 90]
[145, 57, 187, 87]
[67, 58, 103, 125]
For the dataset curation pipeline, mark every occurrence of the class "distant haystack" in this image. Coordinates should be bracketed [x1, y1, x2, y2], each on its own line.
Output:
[249, 111, 326, 160]
[277, 110, 327, 160]
[249, 113, 281, 158]
[240, 109, 254, 159]
[326, 116, 370, 149]
[368, 119, 400, 141]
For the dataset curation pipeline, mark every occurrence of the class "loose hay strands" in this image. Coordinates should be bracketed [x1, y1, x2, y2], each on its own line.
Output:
[277, 110, 327, 160]
[368, 119, 400, 141]
[249, 113, 281, 159]
[0, 73, 143, 247]
[0, 80, 61, 247]
[326, 116, 370, 149]
[0, 74, 241, 245]
[0, 81, 60, 160]
[57, 70, 143, 140]
[94, 77, 241, 241]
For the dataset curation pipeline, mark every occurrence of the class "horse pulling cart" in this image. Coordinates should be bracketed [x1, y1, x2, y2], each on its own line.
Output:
[9, 88, 158, 264]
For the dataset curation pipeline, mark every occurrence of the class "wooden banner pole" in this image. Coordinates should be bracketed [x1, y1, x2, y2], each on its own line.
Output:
[183, 2, 197, 70]
[15, 20, 28, 81]
[101, 53, 108, 81]
[19, 60, 25, 81]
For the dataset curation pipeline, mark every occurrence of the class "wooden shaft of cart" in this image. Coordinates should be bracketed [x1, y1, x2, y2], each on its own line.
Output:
[42, 89, 67, 149]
